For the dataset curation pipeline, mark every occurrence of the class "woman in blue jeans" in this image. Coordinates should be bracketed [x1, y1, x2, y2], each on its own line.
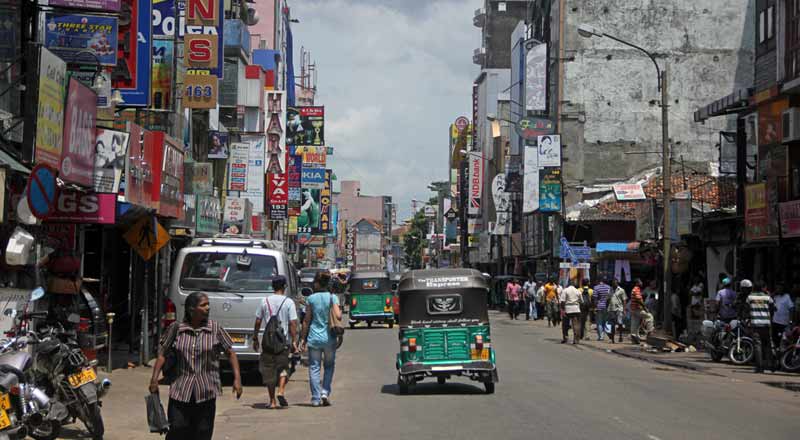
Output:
[300, 272, 342, 407]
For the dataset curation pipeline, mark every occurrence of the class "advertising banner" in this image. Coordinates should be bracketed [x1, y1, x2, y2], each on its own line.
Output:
[515, 117, 554, 142]
[265, 91, 287, 174]
[228, 142, 248, 191]
[241, 136, 265, 213]
[92, 128, 130, 193]
[287, 154, 302, 215]
[43, 13, 118, 66]
[492, 174, 510, 236]
[114, 0, 151, 106]
[613, 183, 646, 201]
[152, 0, 224, 77]
[293, 146, 326, 168]
[197, 195, 220, 234]
[539, 168, 562, 212]
[537, 135, 561, 167]
[670, 199, 692, 240]
[298, 186, 321, 233]
[468, 154, 483, 215]
[301, 167, 325, 190]
[780, 200, 800, 238]
[222, 197, 251, 235]
[61, 79, 97, 187]
[526, 42, 547, 112]
[208, 130, 228, 159]
[123, 122, 155, 208]
[319, 169, 332, 232]
[43, 0, 121, 11]
[523, 144, 539, 213]
[34, 48, 66, 169]
[745, 183, 774, 242]
[268, 172, 288, 220]
[47, 191, 116, 224]
[157, 133, 184, 219]
[151, 39, 173, 109]
[186, 162, 212, 195]
[286, 106, 324, 146]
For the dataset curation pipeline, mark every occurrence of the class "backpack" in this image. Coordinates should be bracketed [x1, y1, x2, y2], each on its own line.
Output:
[261, 297, 289, 354]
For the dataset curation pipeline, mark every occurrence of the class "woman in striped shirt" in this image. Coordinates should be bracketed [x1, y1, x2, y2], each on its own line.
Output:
[149, 292, 243, 440]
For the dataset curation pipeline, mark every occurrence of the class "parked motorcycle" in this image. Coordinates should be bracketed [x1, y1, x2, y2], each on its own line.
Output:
[778, 324, 800, 373]
[701, 319, 755, 364]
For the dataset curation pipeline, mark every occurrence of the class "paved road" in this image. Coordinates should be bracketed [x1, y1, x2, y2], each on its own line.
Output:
[98, 312, 798, 439]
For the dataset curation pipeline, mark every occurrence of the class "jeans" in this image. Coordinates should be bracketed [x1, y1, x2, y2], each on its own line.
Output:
[528, 300, 538, 320]
[166, 398, 215, 440]
[308, 344, 337, 403]
[596, 310, 608, 340]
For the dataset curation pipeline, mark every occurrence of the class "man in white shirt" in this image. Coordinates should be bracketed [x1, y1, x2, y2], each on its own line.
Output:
[560, 280, 584, 345]
[772, 285, 795, 347]
[523, 278, 538, 320]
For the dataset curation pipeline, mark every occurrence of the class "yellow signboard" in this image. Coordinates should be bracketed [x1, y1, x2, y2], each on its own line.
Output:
[124, 217, 170, 261]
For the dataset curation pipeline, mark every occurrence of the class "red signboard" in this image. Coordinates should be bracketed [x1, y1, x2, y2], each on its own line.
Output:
[148, 131, 184, 219]
[47, 191, 116, 224]
[61, 78, 97, 187]
[780, 200, 800, 238]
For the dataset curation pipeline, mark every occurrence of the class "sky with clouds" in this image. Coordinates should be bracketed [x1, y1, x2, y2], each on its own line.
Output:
[288, 0, 481, 221]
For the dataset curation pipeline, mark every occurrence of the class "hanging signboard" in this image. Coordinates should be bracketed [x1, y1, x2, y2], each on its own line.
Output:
[151, 39, 174, 109]
[613, 183, 646, 201]
[537, 135, 561, 167]
[780, 200, 800, 238]
[34, 48, 67, 169]
[155, 133, 184, 219]
[223, 197, 251, 235]
[265, 91, 286, 174]
[745, 183, 775, 241]
[539, 168, 562, 212]
[468, 154, 483, 215]
[286, 106, 324, 146]
[526, 42, 547, 112]
[61, 79, 98, 187]
[208, 130, 228, 159]
[523, 144, 539, 213]
[43, 13, 119, 66]
[492, 174, 511, 236]
[293, 146, 326, 168]
[241, 136, 265, 213]
[298, 187, 321, 233]
[152, 0, 224, 77]
[268, 172, 288, 220]
[196, 195, 221, 234]
[113, 0, 152, 106]
[123, 122, 155, 209]
[92, 128, 130, 193]
[183, 74, 218, 109]
[301, 167, 326, 190]
[287, 154, 302, 216]
[47, 191, 116, 224]
[228, 142, 248, 191]
[515, 117, 554, 141]
[43, 0, 121, 11]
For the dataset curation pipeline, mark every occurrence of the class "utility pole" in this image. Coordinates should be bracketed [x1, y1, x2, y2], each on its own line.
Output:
[661, 63, 673, 336]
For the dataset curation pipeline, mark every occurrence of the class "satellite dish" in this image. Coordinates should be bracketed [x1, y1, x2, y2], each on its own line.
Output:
[30, 287, 45, 302]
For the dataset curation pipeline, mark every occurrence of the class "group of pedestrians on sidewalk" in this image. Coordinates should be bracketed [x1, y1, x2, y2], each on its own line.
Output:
[148, 271, 342, 440]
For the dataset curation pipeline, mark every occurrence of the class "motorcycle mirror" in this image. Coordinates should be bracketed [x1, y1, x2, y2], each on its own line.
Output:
[67, 313, 81, 324]
[30, 287, 45, 302]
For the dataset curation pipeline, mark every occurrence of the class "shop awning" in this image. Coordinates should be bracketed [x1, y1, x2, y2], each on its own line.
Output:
[596, 242, 639, 253]
[0, 149, 30, 174]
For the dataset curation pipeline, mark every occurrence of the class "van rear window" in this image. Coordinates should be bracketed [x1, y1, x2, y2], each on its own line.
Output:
[180, 252, 279, 293]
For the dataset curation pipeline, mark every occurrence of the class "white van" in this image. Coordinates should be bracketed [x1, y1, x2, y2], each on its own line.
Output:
[166, 236, 303, 367]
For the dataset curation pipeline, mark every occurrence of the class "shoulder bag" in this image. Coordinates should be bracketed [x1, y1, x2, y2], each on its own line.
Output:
[328, 294, 345, 347]
[161, 323, 180, 385]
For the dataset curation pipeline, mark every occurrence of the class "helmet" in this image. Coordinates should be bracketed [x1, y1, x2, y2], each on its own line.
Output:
[740, 279, 753, 288]
[722, 277, 731, 286]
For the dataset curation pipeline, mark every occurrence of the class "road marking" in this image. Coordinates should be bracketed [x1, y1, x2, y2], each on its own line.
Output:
[647, 435, 662, 440]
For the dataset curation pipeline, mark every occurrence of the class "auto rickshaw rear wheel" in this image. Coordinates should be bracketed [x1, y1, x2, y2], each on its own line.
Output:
[350, 322, 355, 329]
[484, 382, 495, 394]
[367, 321, 373, 328]
[397, 376, 409, 395]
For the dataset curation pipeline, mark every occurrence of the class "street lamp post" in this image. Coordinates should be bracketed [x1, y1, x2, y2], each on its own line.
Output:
[578, 24, 672, 334]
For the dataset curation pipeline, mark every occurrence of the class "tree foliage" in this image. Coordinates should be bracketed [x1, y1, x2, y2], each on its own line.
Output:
[402, 210, 429, 270]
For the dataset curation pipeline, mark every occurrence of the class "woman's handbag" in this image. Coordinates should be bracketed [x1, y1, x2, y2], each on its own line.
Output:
[328, 294, 345, 347]
[161, 323, 179, 384]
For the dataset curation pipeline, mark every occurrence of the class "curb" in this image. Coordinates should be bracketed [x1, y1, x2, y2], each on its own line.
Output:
[580, 341, 722, 375]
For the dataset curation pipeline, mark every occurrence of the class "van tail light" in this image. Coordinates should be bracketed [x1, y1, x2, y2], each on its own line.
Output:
[351, 298, 357, 307]
[475, 335, 484, 351]
[163, 299, 177, 328]
[408, 338, 417, 353]
[385, 297, 391, 306]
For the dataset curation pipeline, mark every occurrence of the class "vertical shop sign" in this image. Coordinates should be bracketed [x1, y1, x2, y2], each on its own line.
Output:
[268, 172, 288, 220]
[320, 169, 332, 232]
[286, 106, 324, 146]
[745, 183, 774, 241]
[539, 168, 562, 212]
[468, 154, 483, 215]
[151, 40, 173, 109]
[114, 0, 152, 106]
[34, 48, 66, 169]
[61, 79, 97, 187]
[152, 0, 223, 77]
[228, 142, 248, 191]
[523, 144, 539, 213]
[241, 136, 265, 213]
[158, 134, 184, 219]
[92, 128, 130, 193]
[526, 42, 547, 111]
[287, 154, 302, 215]
[265, 91, 286, 174]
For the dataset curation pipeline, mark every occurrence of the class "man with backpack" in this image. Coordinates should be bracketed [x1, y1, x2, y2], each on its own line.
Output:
[252, 276, 298, 409]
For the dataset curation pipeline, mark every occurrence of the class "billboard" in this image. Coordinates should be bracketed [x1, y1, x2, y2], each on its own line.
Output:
[265, 91, 287, 174]
[525, 42, 547, 112]
[268, 171, 288, 220]
[114, 0, 152, 106]
[613, 183, 646, 201]
[286, 106, 324, 146]
[208, 130, 228, 159]
[492, 174, 510, 236]
[537, 135, 561, 167]
[151, 39, 174, 109]
[298, 187, 321, 233]
[523, 144, 539, 213]
[539, 168, 562, 212]
[61, 79, 97, 187]
[287, 154, 302, 215]
[152, 0, 224, 77]
[468, 154, 483, 215]
[92, 128, 130, 193]
[241, 136, 265, 213]
[43, 12, 119, 66]
[227, 142, 248, 191]
[320, 169, 332, 232]
[301, 167, 325, 189]
[34, 48, 66, 169]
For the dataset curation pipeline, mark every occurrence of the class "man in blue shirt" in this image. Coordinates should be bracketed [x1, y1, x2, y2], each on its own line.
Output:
[715, 278, 737, 322]
[300, 271, 342, 407]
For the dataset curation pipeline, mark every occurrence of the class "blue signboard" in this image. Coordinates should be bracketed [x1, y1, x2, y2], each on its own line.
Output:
[539, 167, 562, 212]
[43, 13, 119, 66]
[151, 0, 224, 77]
[117, 0, 152, 106]
[560, 237, 591, 264]
[301, 167, 325, 189]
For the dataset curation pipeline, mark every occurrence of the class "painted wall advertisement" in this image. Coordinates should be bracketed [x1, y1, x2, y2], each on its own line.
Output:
[539, 168, 562, 212]
[34, 48, 66, 169]
[523, 144, 539, 213]
[241, 136, 265, 213]
[228, 142, 248, 191]
[286, 106, 324, 146]
[61, 79, 97, 187]
[468, 154, 483, 215]
[92, 128, 130, 193]
[265, 91, 286, 174]
[745, 183, 776, 241]
[114, 0, 152, 106]
[779, 200, 800, 239]
[151, 40, 173, 109]
[43, 12, 119, 66]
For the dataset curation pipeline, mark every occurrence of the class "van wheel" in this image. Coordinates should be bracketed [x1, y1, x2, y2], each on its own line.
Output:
[437, 377, 446, 385]
[484, 382, 495, 394]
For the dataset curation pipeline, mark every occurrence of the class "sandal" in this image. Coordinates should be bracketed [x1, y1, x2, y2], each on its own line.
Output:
[277, 395, 288, 407]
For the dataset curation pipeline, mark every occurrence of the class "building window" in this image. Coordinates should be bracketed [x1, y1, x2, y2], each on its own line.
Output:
[788, 0, 800, 79]
[498, 2, 506, 12]
[759, 5, 775, 43]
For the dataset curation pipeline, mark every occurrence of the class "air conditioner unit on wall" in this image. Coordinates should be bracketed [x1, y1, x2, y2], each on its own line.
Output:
[782, 108, 800, 143]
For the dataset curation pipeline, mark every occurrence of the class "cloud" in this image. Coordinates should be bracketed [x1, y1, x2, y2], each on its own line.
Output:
[290, 0, 480, 219]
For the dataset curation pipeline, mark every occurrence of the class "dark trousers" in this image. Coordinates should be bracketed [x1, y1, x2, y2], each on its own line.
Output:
[773, 323, 787, 347]
[562, 312, 581, 343]
[167, 398, 216, 440]
[579, 307, 590, 339]
[752, 327, 774, 373]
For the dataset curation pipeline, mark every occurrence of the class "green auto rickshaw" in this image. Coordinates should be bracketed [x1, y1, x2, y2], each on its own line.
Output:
[347, 270, 395, 328]
[395, 269, 499, 394]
